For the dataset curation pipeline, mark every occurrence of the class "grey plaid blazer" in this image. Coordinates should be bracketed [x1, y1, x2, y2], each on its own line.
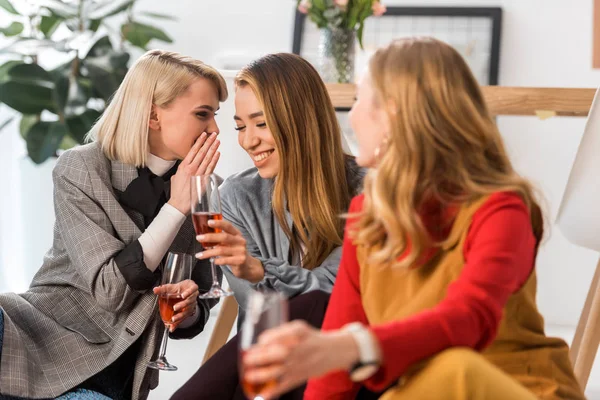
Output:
[0, 142, 213, 399]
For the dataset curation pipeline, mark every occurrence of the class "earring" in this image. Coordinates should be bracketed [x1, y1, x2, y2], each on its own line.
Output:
[374, 134, 390, 159]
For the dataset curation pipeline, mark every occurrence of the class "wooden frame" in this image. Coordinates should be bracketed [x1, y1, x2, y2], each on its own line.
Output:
[326, 84, 596, 116]
[293, 6, 503, 85]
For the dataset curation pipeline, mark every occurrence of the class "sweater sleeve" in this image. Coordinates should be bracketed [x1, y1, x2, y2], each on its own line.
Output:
[363, 192, 537, 391]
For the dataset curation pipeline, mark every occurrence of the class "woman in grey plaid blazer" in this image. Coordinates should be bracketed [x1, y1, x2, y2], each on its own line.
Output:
[0, 50, 228, 400]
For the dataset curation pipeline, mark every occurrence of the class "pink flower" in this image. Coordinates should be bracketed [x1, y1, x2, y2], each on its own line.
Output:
[335, 0, 349, 6]
[298, 0, 310, 14]
[372, 1, 386, 16]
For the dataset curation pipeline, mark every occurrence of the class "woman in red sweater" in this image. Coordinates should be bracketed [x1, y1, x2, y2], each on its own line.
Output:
[241, 38, 584, 400]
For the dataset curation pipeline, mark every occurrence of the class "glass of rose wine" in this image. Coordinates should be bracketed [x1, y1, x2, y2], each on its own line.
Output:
[147, 252, 192, 371]
[239, 291, 289, 400]
[191, 174, 232, 299]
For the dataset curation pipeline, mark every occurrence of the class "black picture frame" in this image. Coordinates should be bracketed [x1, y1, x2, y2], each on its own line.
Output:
[292, 6, 503, 88]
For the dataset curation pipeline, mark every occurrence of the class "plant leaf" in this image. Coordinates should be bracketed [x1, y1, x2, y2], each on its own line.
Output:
[59, 134, 78, 150]
[139, 11, 177, 21]
[0, 0, 19, 15]
[89, 18, 101, 32]
[0, 60, 23, 83]
[0, 22, 24, 36]
[19, 114, 38, 139]
[121, 21, 173, 50]
[26, 120, 67, 164]
[0, 81, 55, 113]
[34, 0, 77, 19]
[0, 116, 14, 133]
[357, 21, 365, 49]
[40, 14, 62, 38]
[0, 64, 55, 114]
[88, 0, 134, 19]
[65, 108, 101, 143]
[6, 62, 54, 89]
[0, 37, 65, 56]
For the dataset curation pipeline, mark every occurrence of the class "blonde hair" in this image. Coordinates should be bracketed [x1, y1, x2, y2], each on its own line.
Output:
[87, 50, 228, 166]
[354, 37, 543, 268]
[235, 53, 351, 270]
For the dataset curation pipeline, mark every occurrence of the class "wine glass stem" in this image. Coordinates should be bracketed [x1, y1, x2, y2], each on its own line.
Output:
[158, 326, 170, 359]
[209, 256, 220, 287]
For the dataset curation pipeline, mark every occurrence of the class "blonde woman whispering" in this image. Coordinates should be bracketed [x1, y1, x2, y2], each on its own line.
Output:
[242, 39, 585, 400]
[0, 50, 227, 400]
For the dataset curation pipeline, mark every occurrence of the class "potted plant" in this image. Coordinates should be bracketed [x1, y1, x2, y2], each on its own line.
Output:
[0, 0, 176, 164]
[296, 0, 386, 83]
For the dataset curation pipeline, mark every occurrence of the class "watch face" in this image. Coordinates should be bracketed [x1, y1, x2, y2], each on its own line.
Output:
[350, 363, 379, 382]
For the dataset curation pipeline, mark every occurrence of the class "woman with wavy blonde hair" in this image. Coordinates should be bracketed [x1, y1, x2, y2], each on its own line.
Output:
[0, 50, 227, 400]
[241, 38, 584, 400]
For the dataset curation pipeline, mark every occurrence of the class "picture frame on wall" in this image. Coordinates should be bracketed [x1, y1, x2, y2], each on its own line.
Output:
[292, 6, 503, 154]
[292, 6, 503, 90]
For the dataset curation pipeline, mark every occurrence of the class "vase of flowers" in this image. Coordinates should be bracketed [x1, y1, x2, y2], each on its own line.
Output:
[297, 0, 386, 83]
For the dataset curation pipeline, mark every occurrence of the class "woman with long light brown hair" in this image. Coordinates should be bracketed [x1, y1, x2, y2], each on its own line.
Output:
[171, 53, 368, 400]
[241, 38, 585, 400]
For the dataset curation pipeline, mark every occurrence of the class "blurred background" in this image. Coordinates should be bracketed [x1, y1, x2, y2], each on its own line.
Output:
[1, 0, 599, 398]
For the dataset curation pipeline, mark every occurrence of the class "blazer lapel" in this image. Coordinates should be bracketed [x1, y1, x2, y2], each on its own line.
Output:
[111, 160, 145, 239]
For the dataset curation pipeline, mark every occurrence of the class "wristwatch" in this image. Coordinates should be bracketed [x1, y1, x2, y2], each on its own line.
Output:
[342, 322, 381, 382]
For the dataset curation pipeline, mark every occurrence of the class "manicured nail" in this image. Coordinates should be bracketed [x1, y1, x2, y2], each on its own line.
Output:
[196, 251, 203, 258]
[197, 235, 205, 241]
[207, 220, 215, 226]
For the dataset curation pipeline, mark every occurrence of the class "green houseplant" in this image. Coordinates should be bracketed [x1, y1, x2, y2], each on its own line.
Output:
[0, 0, 175, 164]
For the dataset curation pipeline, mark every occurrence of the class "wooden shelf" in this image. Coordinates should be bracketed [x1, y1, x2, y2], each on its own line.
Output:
[326, 84, 597, 117]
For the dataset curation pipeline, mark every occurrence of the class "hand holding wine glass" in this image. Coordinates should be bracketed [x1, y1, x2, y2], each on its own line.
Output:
[239, 291, 289, 400]
[153, 279, 199, 332]
[147, 252, 193, 371]
[191, 174, 233, 298]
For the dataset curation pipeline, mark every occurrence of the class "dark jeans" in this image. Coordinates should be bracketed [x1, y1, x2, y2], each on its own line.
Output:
[170, 291, 381, 400]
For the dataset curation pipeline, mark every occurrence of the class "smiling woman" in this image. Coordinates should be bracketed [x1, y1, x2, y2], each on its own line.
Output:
[171, 53, 371, 400]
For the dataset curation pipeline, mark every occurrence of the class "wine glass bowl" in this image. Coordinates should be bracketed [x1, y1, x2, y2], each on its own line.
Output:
[239, 291, 289, 400]
[147, 252, 193, 371]
[191, 174, 232, 299]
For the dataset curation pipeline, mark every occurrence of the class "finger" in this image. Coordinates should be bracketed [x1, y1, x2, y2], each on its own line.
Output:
[258, 321, 309, 346]
[179, 281, 199, 298]
[153, 283, 180, 296]
[181, 132, 207, 166]
[208, 219, 243, 236]
[205, 151, 220, 175]
[173, 295, 198, 312]
[244, 343, 288, 368]
[190, 133, 217, 170]
[196, 138, 221, 175]
[197, 232, 243, 246]
[214, 256, 247, 266]
[244, 363, 286, 385]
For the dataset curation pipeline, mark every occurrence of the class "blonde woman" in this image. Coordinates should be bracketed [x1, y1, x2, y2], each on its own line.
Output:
[0, 50, 227, 400]
[172, 53, 368, 400]
[242, 39, 585, 400]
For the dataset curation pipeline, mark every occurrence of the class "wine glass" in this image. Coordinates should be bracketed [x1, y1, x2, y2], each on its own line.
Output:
[147, 252, 193, 371]
[239, 291, 289, 400]
[191, 174, 233, 299]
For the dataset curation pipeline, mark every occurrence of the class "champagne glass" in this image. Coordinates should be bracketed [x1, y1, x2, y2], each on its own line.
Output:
[239, 291, 289, 400]
[147, 252, 193, 371]
[191, 174, 233, 299]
